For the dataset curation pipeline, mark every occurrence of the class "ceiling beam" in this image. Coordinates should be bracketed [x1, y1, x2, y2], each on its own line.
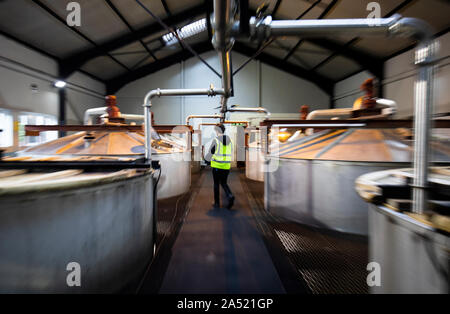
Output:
[60, 3, 206, 78]
[205, 0, 213, 41]
[309, 38, 384, 78]
[283, 0, 338, 61]
[271, 0, 283, 18]
[281, 0, 323, 61]
[31, 0, 130, 74]
[104, 0, 157, 61]
[107, 40, 336, 96]
[106, 41, 214, 94]
[160, 0, 172, 16]
[309, 0, 417, 81]
[233, 42, 334, 95]
[0, 29, 58, 61]
[0, 26, 106, 84]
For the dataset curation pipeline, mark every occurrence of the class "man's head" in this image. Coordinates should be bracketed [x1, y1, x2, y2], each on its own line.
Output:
[300, 105, 309, 120]
[214, 124, 225, 136]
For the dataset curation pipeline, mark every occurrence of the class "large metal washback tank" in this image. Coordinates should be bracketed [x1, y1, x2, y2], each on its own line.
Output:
[0, 168, 155, 293]
[265, 128, 450, 235]
[355, 167, 449, 293]
[16, 130, 191, 199]
[246, 141, 265, 182]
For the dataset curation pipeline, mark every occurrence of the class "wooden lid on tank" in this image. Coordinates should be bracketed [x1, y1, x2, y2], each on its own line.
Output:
[0, 168, 151, 196]
[19, 131, 185, 157]
[272, 129, 450, 162]
[355, 167, 450, 233]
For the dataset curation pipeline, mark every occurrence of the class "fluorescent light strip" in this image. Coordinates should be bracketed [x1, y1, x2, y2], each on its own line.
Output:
[163, 18, 207, 46]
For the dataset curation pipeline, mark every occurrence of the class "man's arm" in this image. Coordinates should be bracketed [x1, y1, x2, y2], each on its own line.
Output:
[204, 139, 216, 165]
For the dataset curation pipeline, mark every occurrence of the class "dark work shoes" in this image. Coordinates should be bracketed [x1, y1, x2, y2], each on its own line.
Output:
[227, 196, 235, 210]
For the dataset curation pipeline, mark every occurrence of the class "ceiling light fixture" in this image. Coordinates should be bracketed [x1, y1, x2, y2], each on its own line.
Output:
[54, 80, 67, 88]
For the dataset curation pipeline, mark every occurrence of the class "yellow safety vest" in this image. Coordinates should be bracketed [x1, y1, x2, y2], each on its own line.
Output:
[211, 138, 232, 170]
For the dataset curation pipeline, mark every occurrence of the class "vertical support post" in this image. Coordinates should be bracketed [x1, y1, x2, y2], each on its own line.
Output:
[58, 88, 66, 138]
[412, 41, 436, 215]
[257, 60, 262, 107]
[329, 95, 335, 109]
[328, 83, 335, 109]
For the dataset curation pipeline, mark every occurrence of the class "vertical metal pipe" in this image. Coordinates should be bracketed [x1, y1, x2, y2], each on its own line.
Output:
[412, 42, 435, 214]
[212, 0, 234, 116]
[144, 104, 152, 162]
[142, 87, 226, 163]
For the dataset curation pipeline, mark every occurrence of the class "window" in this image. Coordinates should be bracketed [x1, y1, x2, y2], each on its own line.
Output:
[0, 109, 14, 148]
[18, 112, 58, 147]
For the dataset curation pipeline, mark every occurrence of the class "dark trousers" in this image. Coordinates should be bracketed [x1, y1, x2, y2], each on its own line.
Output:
[212, 167, 233, 205]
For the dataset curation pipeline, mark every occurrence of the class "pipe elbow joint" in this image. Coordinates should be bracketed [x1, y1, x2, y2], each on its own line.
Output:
[389, 17, 437, 64]
[389, 17, 434, 42]
[143, 88, 162, 107]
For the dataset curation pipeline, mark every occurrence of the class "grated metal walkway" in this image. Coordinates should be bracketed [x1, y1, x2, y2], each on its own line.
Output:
[156, 170, 285, 294]
[139, 169, 368, 294]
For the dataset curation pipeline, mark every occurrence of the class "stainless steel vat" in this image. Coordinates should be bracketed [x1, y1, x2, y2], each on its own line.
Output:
[0, 169, 154, 293]
[355, 167, 449, 293]
[265, 129, 450, 235]
[246, 146, 264, 182]
[368, 204, 449, 293]
[154, 151, 191, 199]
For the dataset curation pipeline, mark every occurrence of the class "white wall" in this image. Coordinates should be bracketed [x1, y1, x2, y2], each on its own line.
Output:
[334, 32, 450, 117]
[116, 51, 330, 127]
[0, 34, 106, 125]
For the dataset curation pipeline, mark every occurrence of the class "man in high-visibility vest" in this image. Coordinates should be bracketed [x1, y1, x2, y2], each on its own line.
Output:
[205, 124, 234, 209]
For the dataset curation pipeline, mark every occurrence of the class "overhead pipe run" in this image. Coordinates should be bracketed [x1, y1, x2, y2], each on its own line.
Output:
[197, 121, 249, 130]
[212, 0, 236, 119]
[143, 86, 225, 162]
[186, 114, 222, 125]
[120, 114, 145, 121]
[244, 13, 436, 214]
[227, 107, 271, 118]
[248, 15, 400, 39]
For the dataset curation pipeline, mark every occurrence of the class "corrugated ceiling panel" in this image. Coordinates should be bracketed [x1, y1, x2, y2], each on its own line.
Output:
[271, 39, 295, 55]
[110, 0, 167, 30]
[399, 0, 450, 34]
[146, 40, 165, 52]
[111, 41, 147, 55]
[142, 30, 168, 45]
[273, 37, 303, 51]
[316, 55, 362, 81]
[154, 46, 181, 59]
[134, 56, 156, 69]
[290, 41, 334, 69]
[275, 0, 334, 20]
[353, 37, 413, 59]
[264, 43, 289, 59]
[167, 0, 203, 15]
[110, 41, 153, 69]
[40, 0, 130, 44]
[81, 56, 128, 80]
[0, 0, 92, 57]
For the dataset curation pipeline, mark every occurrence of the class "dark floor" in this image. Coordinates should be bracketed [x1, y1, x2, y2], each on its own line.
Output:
[241, 173, 368, 294]
[139, 168, 368, 294]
